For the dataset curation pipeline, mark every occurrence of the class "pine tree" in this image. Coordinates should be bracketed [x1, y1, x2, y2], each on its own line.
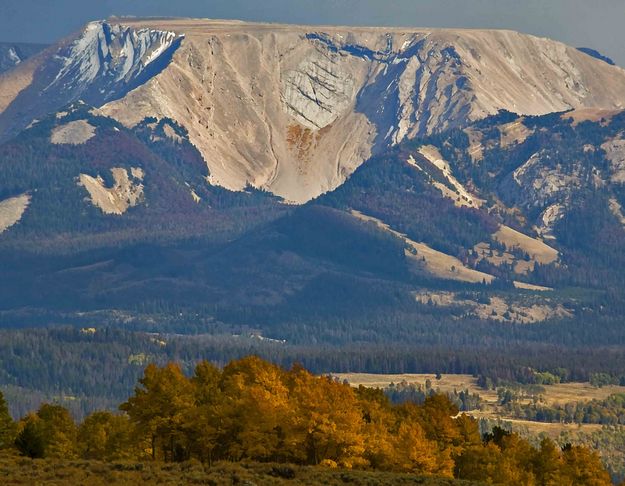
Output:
[14, 414, 46, 459]
[0, 390, 16, 449]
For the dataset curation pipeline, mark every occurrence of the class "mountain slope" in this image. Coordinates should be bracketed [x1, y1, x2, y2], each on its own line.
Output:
[2, 19, 625, 202]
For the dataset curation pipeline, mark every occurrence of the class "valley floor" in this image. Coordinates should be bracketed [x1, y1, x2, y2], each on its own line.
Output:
[334, 372, 625, 436]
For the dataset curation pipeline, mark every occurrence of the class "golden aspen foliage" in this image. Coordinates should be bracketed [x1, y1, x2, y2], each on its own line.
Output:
[120, 362, 194, 461]
[287, 367, 367, 469]
[532, 438, 565, 486]
[454, 414, 482, 448]
[3, 356, 614, 486]
[560, 445, 612, 486]
[35, 404, 78, 459]
[184, 360, 224, 465]
[77, 411, 137, 461]
[354, 386, 397, 470]
[392, 420, 440, 474]
[219, 356, 292, 461]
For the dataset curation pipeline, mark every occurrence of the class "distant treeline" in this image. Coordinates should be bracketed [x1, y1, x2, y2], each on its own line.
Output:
[503, 392, 625, 426]
[1, 327, 625, 421]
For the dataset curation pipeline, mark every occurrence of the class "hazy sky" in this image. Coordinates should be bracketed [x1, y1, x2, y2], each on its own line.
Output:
[1, 0, 624, 66]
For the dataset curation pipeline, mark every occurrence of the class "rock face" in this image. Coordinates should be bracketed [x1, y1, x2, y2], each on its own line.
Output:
[0, 43, 46, 74]
[2, 19, 625, 202]
[47, 22, 181, 104]
[0, 22, 182, 146]
[507, 150, 585, 237]
[281, 45, 357, 130]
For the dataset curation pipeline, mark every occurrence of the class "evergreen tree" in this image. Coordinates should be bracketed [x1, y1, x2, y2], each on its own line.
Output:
[14, 414, 45, 459]
[0, 390, 16, 449]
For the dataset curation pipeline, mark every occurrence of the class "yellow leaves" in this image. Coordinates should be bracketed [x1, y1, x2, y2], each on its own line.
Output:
[35, 404, 78, 460]
[66, 356, 612, 484]
[393, 421, 440, 474]
[286, 370, 368, 467]
[120, 362, 195, 461]
[560, 445, 613, 486]
[0, 390, 16, 450]
[77, 411, 137, 461]
[14, 405, 77, 459]
[3, 356, 613, 483]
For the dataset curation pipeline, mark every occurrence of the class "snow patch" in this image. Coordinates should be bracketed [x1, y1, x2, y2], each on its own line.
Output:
[7, 47, 20, 65]
[45, 21, 182, 104]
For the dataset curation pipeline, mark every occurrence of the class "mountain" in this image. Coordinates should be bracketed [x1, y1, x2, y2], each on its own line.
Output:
[1, 19, 625, 350]
[2, 19, 625, 202]
[0, 42, 47, 74]
[4, 19, 625, 429]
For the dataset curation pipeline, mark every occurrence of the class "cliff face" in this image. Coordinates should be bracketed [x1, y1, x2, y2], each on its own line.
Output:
[2, 19, 625, 202]
[0, 42, 47, 75]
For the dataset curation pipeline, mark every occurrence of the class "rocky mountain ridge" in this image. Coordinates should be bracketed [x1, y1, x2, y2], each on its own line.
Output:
[2, 19, 625, 202]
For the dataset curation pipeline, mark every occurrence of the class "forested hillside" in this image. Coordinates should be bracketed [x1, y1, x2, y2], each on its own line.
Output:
[4, 106, 625, 329]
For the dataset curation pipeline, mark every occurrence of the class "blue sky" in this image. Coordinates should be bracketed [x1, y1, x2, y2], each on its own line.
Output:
[2, 0, 624, 65]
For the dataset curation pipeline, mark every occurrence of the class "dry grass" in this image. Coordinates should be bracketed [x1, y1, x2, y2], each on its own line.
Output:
[334, 372, 499, 401]
[50, 119, 96, 145]
[414, 291, 568, 323]
[563, 108, 621, 126]
[493, 225, 558, 272]
[499, 119, 533, 148]
[540, 382, 625, 406]
[351, 210, 494, 284]
[335, 373, 625, 405]
[513, 281, 552, 291]
[0, 194, 30, 234]
[471, 415, 604, 439]
[0, 452, 480, 485]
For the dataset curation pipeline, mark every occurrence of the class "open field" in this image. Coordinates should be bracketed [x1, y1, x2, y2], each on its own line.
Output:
[334, 372, 625, 404]
[470, 414, 604, 439]
[334, 372, 625, 438]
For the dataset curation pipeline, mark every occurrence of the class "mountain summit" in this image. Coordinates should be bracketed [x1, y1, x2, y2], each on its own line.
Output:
[1, 18, 625, 202]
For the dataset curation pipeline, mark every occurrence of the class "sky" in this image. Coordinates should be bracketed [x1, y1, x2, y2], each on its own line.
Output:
[1, 0, 624, 66]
